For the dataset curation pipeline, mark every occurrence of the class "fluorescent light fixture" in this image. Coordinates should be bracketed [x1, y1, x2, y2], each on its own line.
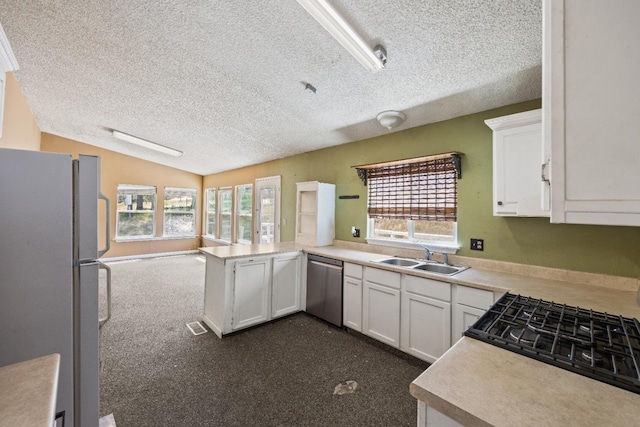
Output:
[296, 0, 385, 71]
[112, 130, 183, 157]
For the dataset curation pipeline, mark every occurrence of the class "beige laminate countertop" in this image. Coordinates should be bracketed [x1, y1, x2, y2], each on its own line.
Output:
[200, 242, 640, 426]
[0, 353, 60, 427]
[200, 242, 304, 260]
[410, 338, 639, 427]
[201, 242, 640, 317]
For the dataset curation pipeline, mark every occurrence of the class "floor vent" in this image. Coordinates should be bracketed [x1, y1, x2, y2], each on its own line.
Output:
[187, 321, 208, 336]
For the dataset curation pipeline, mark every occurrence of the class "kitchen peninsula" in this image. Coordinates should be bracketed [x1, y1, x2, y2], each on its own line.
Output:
[201, 242, 640, 426]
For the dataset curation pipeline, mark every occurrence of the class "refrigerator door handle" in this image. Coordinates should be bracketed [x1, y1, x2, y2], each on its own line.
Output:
[98, 261, 112, 328]
[98, 191, 111, 257]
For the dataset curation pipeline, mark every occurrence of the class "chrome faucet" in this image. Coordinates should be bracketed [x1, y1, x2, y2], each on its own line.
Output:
[424, 248, 431, 260]
[442, 253, 450, 266]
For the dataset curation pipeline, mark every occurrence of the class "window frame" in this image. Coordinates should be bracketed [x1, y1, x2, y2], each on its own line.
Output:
[235, 184, 253, 245]
[204, 188, 217, 238]
[115, 184, 157, 241]
[359, 153, 462, 253]
[162, 187, 197, 238]
[218, 187, 233, 243]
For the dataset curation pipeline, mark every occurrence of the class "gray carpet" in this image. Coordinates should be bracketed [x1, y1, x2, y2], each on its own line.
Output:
[99, 254, 429, 427]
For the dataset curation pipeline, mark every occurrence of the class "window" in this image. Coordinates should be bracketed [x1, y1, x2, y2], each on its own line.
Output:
[204, 188, 216, 237]
[219, 187, 233, 242]
[360, 153, 461, 251]
[116, 185, 156, 239]
[236, 184, 253, 244]
[163, 187, 196, 237]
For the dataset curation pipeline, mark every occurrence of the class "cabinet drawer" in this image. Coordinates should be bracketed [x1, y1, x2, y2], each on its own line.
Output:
[363, 267, 401, 289]
[344, 262, 363, 279]
[456, 285, 494, 309]
[404, 275, 451, 301]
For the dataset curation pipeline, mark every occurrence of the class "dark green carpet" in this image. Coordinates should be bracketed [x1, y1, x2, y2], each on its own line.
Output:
[99, 254, 429, 426]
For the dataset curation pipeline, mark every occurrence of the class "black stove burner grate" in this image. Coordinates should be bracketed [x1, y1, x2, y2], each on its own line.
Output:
[464, 293, 640, 395]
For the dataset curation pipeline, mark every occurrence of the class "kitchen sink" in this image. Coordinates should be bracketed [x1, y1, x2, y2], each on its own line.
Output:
[411, 263, 468, 275]
[375, 257, 422, 267]
[373, 257, 469, 276]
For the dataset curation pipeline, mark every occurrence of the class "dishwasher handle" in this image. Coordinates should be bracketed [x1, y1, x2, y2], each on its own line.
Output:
[309, 260, 343, 271]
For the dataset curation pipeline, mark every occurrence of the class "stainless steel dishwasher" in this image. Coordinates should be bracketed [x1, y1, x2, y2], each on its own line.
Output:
[306, 254, 343, 327]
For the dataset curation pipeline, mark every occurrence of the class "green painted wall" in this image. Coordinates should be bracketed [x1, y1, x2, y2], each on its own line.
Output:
[203, 100, 640, 279]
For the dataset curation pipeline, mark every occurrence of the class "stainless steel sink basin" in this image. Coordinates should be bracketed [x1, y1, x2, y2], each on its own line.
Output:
[375, 257, 421, 267]
[373, 257, 469, 276]
[411, 263, 468, 275]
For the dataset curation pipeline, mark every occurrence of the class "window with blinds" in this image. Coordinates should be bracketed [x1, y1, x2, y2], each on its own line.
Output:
[355, 152, 461, 248]
[367, 156, 458, 222]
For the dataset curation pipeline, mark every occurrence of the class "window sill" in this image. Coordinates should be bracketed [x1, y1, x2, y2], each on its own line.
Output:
[365, 237, 460, 254]
[202, 235, 232, 246]
[115, 235, 197, 243]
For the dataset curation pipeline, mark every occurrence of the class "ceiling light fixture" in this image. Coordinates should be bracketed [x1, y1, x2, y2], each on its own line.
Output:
[112, 130, 183, 157]
[296, 0, 386, 71]
[377, 111, 406, 130]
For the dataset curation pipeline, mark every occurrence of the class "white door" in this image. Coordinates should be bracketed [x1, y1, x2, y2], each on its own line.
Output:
[232, 258, 271, 330]
[272, 253, 301, 318]
[343, 276, 363, 332]
[452, 304, 486, 345]
[255, 176, 281, 243]
[362, 281, 400, 348]
[401, 292, 451, 363]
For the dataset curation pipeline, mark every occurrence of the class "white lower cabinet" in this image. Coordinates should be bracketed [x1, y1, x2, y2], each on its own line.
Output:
[452, 304, 486, 344]
[343, 262, 363, 331]
[232, 257, 271, 330]
[202, 251, 303, 337]
[417, 401, 464, 427]
[363, 267, 401, 348]
[271, 253, 302, 319]
[401, 275, 451, 363]
[401, 292, 451, 363]
[451, 285, 497, 344]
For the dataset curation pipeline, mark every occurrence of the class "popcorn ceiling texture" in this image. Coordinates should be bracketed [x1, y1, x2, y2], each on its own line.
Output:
[0, 1, 541, 175]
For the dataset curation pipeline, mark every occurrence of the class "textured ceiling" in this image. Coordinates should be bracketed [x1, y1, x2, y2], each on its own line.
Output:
[0, 0, 542, 175]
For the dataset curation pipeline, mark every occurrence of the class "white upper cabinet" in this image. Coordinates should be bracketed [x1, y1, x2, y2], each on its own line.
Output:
[486, 109, 550, 217]
[295, 181, 336, 246]
[544, 0, 640, 226]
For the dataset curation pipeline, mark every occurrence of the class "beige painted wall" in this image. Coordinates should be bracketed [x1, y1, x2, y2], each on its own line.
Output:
[0, 72, 40, 150]
[42, 133, 203, 258]
[204, 100, 640, 279]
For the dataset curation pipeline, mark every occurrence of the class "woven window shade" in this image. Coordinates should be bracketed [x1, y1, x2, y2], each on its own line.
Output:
[362, 154, 460, 222]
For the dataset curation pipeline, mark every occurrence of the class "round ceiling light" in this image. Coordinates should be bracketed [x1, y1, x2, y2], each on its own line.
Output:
[377, 110, 407, 130]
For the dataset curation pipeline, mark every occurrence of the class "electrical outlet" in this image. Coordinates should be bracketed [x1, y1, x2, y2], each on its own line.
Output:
[470, 238, 484, 251]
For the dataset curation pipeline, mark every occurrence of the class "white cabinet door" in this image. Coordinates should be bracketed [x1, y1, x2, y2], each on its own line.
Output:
[232, 258, 271, 331]
[401, 292, 451, 363]
[486, 109, 549, 217]
[545, 0, 640, 226]
[362, 281, 400, 348]
[271, 252, 301, 319]
[452, 304, 486, 345]
[343, 276, 363, 332]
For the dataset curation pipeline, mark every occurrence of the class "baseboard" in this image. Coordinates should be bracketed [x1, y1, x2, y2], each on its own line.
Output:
[99, 250, 199, 263]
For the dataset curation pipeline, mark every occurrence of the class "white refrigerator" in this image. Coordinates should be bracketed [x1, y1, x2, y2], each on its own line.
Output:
[0, 148, 111, 427]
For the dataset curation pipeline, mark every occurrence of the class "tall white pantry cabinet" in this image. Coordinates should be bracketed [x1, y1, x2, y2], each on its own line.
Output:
[295, 181, 336, 246]
[544, 0, 640, 226]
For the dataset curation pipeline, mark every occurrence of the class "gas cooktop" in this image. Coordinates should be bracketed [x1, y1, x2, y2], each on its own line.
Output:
[464, 293, 640, 395]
